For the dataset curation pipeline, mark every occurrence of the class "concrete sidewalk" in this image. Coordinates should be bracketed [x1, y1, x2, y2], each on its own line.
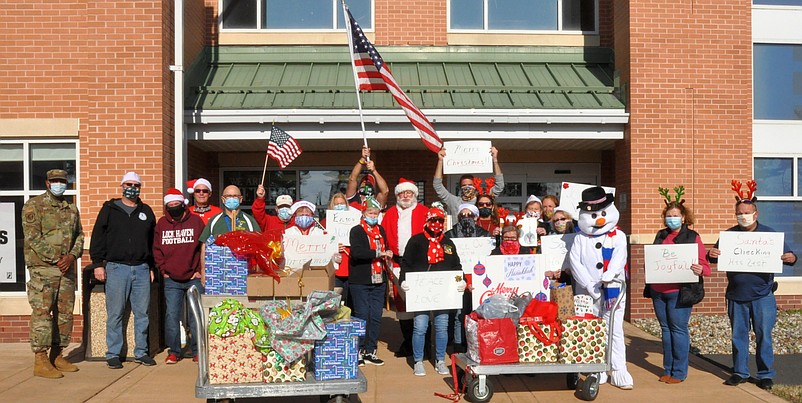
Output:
[0, 320, 786, 403]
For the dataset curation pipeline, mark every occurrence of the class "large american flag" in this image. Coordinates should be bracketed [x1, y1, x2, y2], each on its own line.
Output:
[267, 125, 302, 169]
[346, 8, 443, 153]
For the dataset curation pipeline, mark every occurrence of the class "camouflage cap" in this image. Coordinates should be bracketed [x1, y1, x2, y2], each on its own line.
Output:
[46, 169, 68, 181]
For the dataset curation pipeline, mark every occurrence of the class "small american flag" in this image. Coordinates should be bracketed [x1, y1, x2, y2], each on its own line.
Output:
[267, 125, 302, 169]
[346, 8, 443, 153]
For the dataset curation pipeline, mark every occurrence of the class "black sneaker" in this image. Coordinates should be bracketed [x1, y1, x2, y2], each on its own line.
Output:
[724, 374, 747, 386]
[358, 352, 365, 367]
[362, 351, 385, 366]
[106, 357, 123, 369]
[757, 378, 774, 390]
[134, 355, 157, 366]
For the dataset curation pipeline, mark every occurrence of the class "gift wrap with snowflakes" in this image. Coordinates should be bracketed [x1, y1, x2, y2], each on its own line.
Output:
[262, 350, 306, 383]
[312, 318, 366, 381]
[558, 316, 607, 364]
[208, 333, 264, 384]
[516, 323, 560, 363]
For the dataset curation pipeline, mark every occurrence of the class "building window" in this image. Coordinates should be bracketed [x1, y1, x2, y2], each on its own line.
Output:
[753, 0, 802, 6]
[754, 156, 802, 277]
[753, 43, 802, 120]
[0, 140, 78, 292]
[221, 0, 373, 30]
[449, 0, 597, 32]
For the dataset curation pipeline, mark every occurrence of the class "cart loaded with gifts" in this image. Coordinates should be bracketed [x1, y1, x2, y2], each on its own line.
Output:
[450, 280, 625, 402]
[189, 231, 366, 402]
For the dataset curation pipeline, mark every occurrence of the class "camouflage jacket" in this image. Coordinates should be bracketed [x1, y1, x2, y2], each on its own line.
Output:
[22, 190, 84, 267]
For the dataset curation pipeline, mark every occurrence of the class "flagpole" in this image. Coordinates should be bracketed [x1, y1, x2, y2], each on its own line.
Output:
[261, 124, 273, 185]
[341, 0, 370, 152]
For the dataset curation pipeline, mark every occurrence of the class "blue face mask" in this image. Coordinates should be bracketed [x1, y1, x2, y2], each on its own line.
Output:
[49, 182, 67, 196]
[277, 207, 291, 221]
[295, 215, 314, 229]
[334, 204, 348, 211]
[224, 197, 240, 211]
[665, 216, 682, 230]
[365, 216, 379, 226]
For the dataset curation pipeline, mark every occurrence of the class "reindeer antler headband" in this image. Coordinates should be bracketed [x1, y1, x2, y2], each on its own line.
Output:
[731, 180, 757, 203]
[658, 185, 685, 206]
[472, 177, 496, 197]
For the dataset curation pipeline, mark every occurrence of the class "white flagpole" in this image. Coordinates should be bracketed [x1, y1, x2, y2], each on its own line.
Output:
[341, 0, 370, 152]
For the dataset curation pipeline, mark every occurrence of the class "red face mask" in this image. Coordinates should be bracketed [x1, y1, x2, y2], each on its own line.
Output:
[500, 240, 520, 255]
[426, 220, 444, 234]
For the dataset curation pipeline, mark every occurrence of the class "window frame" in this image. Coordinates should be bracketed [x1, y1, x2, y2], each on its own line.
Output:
[446, 0, 600, 34]
[219, 0, 375, 32]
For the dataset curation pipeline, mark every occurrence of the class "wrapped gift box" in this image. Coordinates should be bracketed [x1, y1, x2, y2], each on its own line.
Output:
[312, 318, 366, 381]
[205, 238, 248, 295]
[208, 333, 264, 384]
[262, 350, 306, 383]
[517, 322, 560, 363]
[558, 316, 607, 364]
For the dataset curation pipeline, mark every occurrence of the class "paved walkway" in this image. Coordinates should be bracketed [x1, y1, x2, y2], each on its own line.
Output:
[0, 318, 786, 403]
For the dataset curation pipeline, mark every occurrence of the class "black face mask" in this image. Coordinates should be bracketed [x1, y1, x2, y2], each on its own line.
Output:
[459, 217, 476, 236]
[167, 204, 185, 219]
[478, 207, 492, 218]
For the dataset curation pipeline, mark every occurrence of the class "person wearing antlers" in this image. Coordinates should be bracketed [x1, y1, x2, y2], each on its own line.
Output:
[433, 146, 504, 219]
[708, 180, 797, 390]
[648, 186, 710, 384]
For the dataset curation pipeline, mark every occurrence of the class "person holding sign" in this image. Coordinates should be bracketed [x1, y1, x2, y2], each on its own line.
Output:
[400, 207, 464, 377]
[524, 195, 550, 235]
[708, 181, 797, 390]
[433, 146, 504, 219]
[648, 190, 710, 384]
[325, 193, 355, 306]
[348, 197, 393, 367]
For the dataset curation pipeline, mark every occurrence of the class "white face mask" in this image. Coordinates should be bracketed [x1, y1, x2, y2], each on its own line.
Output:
[736, 212, 756, 228]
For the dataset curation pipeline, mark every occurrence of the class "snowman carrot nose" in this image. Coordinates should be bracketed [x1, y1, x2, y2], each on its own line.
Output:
[595, 217, 606, 226]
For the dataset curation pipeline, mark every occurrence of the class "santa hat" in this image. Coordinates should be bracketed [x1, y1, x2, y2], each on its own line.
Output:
[163, 188, 187, 205]
[120, 171, 141, 185]
[395, 177, 418, 196]
[290, 200, 316, 215]
[186, 178, 212, 194]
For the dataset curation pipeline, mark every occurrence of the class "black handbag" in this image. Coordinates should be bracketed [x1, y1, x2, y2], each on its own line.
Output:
[678, 276, 705, 305]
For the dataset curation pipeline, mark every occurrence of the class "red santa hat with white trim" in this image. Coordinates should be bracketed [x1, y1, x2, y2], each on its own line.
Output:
[163, 188, 188, 205]
[395, 177, 418, 196]
[186, 178, 212, 194]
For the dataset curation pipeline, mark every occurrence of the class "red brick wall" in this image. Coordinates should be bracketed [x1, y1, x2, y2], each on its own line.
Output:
[376, 0, 447, 45]
[0, 315, 83, 344]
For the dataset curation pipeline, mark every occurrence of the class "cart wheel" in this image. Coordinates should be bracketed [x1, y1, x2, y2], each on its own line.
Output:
[465, 377, 494, 403]
[578, 374, 600, 401]
[320, 395, 350, 403]
[566, 373, 580, 390]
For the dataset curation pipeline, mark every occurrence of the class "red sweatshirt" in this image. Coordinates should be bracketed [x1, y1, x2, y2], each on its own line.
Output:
[153, 210, 205, 281]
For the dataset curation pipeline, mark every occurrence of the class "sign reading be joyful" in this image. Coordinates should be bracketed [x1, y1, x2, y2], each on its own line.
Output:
[717, 231, 784, 273]
[644, 243, 699, 283]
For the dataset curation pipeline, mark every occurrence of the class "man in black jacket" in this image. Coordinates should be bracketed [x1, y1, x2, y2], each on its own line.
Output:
[89, 172, 156, 369]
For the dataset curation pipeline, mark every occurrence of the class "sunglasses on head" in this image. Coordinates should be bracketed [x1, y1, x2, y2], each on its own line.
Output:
[194, 189, 210, 194]
[123, 182, 141, 188]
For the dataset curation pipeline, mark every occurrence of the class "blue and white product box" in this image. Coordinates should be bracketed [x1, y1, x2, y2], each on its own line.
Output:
[312, 318, 366, 381]
[204, 237, 248, 295]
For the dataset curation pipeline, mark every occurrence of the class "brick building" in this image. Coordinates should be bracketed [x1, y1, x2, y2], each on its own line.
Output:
[0, 0, 800, 343]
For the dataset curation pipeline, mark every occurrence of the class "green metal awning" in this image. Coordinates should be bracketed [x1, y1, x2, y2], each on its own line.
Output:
[185, 46, 625, 111]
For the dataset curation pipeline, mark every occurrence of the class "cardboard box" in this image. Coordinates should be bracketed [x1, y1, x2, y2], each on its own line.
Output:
[312, 318, 366, 381]
[247, 267, 333, 297]
[205, 239, 248, 295]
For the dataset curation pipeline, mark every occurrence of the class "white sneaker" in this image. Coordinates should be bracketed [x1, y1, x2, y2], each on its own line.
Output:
[413, 361, 426, 376]
[435, 360, 450, 375]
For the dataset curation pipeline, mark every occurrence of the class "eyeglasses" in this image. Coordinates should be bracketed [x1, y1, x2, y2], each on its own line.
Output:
[458, 213, 475, 218]
[398, 190, 415, 196]
[477, 202, 492, 207]
[194, 189, 210, 194]
[123, 183, 141, 188]
[554, 217, 568, 222]
[428, 218, 445, 223]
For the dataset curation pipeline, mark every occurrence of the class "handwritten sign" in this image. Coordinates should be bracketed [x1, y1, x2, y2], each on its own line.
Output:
[559, 182, 616, 218]
[282, 233, 338, 272]
[717, 231, 784, 273]
[541, 233, 576, 272]
[451, 237, 494, 274]
[518, 217, 539, 247]
[442, 141, 493, 175]
[471, 255, 549, 309]
[325, 209, 362, 246]
[405, 271, 464, 312]
[0, 203, 16, 283]
[644, 244, 699, 283]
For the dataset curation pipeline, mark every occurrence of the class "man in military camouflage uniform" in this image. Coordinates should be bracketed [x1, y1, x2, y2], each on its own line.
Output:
[22, 169, 84, 379]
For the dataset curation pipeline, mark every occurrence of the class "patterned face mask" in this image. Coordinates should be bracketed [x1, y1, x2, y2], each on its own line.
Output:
[122, 186, 140, 200]
[295, 215, 314, 229]
[460, 186, 477, 200]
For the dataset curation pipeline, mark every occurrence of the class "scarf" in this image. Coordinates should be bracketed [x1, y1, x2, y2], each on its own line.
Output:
[500, 240, 520, 255]
[360, 219, 385, 274]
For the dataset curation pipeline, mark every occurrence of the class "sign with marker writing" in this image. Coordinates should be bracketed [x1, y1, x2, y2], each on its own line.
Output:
[717, 231, 784, 273]
[325, 209, 362, 246]
[471, 255, 548, 309]
[282, 234, 337, 272]
[541, 233, 576, 272]
[0, 203, 16, 283]
[404, 271, 464, 312]
[644, 244, 699, 283]
[451, 237, 494, 275]
[442, 141, 493, 175]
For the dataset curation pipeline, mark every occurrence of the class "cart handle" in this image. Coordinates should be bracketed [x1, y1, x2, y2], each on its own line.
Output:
[187, 285, 208, 387]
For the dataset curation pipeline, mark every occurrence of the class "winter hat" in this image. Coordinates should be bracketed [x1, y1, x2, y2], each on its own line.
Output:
[120, 171, 141, 185]
[458, 203, 479, 217]
[276, 195, 293, 208]
[395, 178, 418, 196]
[526, 195, 542, 205]
[364, 196, 382, 210]
[186, 178, 212, 194]
[163, 188, 187, 205]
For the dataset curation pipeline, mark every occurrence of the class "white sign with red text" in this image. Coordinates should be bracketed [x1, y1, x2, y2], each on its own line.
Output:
[471, 254, 549, 309]
[282, 233, 337, 272]
[717, 231, 784, 273]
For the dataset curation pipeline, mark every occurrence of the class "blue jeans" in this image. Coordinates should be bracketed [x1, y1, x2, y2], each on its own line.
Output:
[350, 282, 386, 353]
[164, 277, 203, 356]
[728, 294, 776, 380]
[651, 290, 692, 380]
[105, 262, 151, 359]
[413, 310, 449, 362]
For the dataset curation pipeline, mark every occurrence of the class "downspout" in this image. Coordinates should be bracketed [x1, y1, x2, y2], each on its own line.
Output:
[171, 0, 185, 190]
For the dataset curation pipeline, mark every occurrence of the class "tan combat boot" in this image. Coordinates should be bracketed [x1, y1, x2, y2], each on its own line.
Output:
[34, 351, 63, 379]
[53, 354, 79, 372]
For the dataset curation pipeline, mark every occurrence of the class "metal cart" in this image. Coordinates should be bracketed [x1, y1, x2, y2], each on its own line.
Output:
[187, 286, 367, 403]
[453, 281, 626, 402]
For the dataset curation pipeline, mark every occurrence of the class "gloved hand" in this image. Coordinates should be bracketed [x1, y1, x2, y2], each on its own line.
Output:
[589, 281, 603, 300]
[400, 281, 410, 292]
[456, 280, 467, 293]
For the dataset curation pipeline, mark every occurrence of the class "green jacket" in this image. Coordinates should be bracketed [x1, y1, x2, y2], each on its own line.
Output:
[22, 191, 84, 267]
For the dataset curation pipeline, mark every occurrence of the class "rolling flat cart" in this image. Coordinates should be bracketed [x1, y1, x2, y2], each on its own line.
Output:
[453, 281, 626, 402]
[187, 286, 367, 403]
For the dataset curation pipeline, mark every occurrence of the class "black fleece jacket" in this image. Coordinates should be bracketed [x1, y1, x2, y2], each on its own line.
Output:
[90, 198, 156, 267]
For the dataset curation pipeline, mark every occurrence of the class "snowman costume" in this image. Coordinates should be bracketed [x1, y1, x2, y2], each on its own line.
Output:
[569, 187, 634, 389]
